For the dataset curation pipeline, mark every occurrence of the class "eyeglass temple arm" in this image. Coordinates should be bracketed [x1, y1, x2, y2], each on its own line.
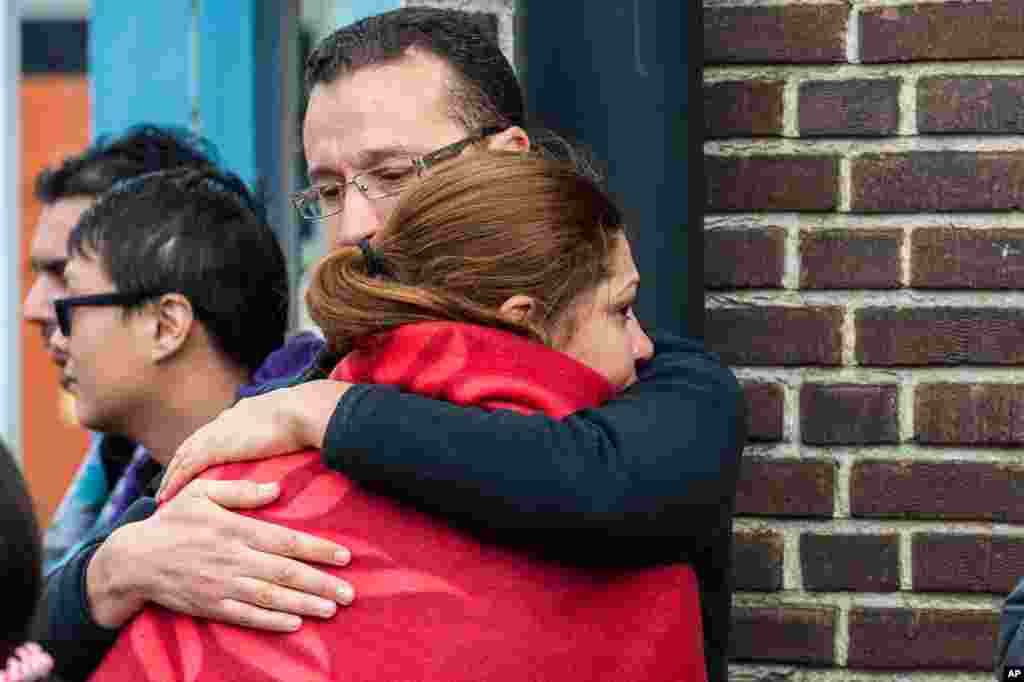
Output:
[417, 126, 507, 171]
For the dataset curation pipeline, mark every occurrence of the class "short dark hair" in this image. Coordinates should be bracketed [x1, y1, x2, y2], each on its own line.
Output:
[34, 124, 219, 203]
[0, 442, 41, 662]
[68, 167, 289, 374]
[305, 7, 523, 131]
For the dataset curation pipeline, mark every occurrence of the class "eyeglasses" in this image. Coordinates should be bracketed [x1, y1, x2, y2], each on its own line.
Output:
[291, 126, 504, 222]
[54, 291, 165, 337]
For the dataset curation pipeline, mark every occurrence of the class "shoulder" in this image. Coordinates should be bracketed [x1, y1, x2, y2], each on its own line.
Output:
[640, 331, 742, 401]
[241, 331, 327, 398]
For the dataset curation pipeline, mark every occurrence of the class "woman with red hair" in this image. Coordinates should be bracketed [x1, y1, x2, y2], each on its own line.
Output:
[90, 153, 707, 681]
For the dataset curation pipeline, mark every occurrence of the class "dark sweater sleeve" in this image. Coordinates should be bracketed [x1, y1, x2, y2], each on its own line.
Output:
[35, 497, 158, 682]
[1000, 578, 1024, 671]
[322, 332, 745, 562]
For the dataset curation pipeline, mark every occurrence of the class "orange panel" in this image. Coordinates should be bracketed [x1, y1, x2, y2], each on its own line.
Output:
[20, 75, 92, 525]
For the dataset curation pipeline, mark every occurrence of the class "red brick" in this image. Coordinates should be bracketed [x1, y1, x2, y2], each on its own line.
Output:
[861, 3, 1024, 63]
[731, 606, 835, 664]
[704, 6, 847, 64]
[919, 77, 1024, 134]
[852, 152, 1024, 213]
[733, 530, 784, 591]
[800, 229, 902, 289]
[705, 226, 785, 290]
[737, 458, 835, 518]
[851, 461, 1024, 523]
[706, 156, 839, 212]
[800, 533, 900, 592]
[848, 608, 998, 669]
[799, 79, 900, 137]
[706, 306, 843, 366]
[911, 228, 1024, 289]
[704, 81, 784, 138]
[856, 308, 1024, 366]
[914, 533, 1024, 594]
[801, 384, 898, 445]
[916, 383, 1024, 446]
[743, 382, 784, 443]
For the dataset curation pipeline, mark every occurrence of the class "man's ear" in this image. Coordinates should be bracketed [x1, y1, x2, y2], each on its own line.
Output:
[498, 294, 539, 325]
[149, 293, 195, 363]
[487, 125, 530, 153]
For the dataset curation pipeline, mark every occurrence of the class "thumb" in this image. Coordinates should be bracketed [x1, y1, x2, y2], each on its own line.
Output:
[188, 478, 281, 509]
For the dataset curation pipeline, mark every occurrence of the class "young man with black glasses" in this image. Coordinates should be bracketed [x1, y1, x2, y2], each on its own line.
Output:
[39, 167, 355, 679]
[23, 126, 239, 576]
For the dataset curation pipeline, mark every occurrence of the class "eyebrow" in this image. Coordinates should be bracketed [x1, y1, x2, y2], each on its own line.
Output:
[28, 256, 67, 276]
[308, 144, 431, 182]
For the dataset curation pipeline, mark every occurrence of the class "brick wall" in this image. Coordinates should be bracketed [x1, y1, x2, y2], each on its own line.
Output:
[705, 1, 1024, 680]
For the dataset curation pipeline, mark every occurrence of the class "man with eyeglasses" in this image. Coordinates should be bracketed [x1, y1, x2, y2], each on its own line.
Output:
[44, 8, 743, 682]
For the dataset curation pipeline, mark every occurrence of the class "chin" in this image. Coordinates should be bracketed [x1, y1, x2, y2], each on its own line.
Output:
[73, 404, 114, 435]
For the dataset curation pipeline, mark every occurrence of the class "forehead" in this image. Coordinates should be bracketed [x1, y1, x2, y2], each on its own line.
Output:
[303, 54, 466, 173]
[608, 235, 639, 285]
[64, 253, 113, 291]
[32, 196, 93, 256]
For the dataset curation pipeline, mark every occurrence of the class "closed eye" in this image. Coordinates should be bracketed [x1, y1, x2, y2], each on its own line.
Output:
[318, 183, 343, 200]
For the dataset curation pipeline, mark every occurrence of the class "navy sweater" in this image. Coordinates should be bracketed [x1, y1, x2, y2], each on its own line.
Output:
[38, 332, 745, 682]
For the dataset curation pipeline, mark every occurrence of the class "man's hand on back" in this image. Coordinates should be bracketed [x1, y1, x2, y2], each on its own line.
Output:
[86, 478, 353, 630]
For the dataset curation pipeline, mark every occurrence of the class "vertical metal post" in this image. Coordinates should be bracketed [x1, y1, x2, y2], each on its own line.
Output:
[0, 0, 18, 456]
[0, 0, 21, 456]
[516, 1, 704, 338]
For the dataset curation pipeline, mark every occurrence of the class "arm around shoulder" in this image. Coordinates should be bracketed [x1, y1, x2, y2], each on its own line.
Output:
[321, 331, 745, 560]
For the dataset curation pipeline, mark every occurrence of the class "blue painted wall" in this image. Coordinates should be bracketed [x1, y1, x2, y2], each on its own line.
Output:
[331, 0, 399, 31]
[90, 1, 193, 140]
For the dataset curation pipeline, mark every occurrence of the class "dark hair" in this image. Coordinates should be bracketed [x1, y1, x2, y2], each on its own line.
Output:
[68, 167, 289, 374]
[305, 7, 523, 131]
[0, 443, 42, 662]
[307, 153, 625, 358]
[34, 124, 219, 203]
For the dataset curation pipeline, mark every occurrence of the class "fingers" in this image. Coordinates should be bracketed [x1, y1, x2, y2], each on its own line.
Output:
[160, 428, 230, 501]
[240, 547, 354, 607]
[187, 478, 282, 509]
[212, 599, 304, 632]
[241, 515, 352, 568]
[234, 576, 347, 618]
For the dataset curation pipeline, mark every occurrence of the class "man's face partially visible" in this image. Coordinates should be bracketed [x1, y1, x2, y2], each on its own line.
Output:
[302, 53, 470, 249]
[49, 254, 152, 435]
[23, 196, 93, 375]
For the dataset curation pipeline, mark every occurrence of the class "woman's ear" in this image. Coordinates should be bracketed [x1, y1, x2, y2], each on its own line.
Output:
[487, 125, 530, 153]
[150, 293, 195, 362]
[498, 294, 539, 324]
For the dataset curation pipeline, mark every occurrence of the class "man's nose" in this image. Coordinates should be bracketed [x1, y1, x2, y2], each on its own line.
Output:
[329, 187, 383, 249]
[23, 278, 55, 324]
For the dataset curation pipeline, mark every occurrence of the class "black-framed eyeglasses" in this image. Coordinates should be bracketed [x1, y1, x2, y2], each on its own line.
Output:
[54, 291, 166, 337]
[291, 126, 505, 222]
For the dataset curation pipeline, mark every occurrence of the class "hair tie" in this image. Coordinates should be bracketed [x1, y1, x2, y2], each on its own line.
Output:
[358, 238, 391, 279]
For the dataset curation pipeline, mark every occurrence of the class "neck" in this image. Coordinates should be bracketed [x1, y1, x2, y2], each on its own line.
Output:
[126, 359, 247, 467]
